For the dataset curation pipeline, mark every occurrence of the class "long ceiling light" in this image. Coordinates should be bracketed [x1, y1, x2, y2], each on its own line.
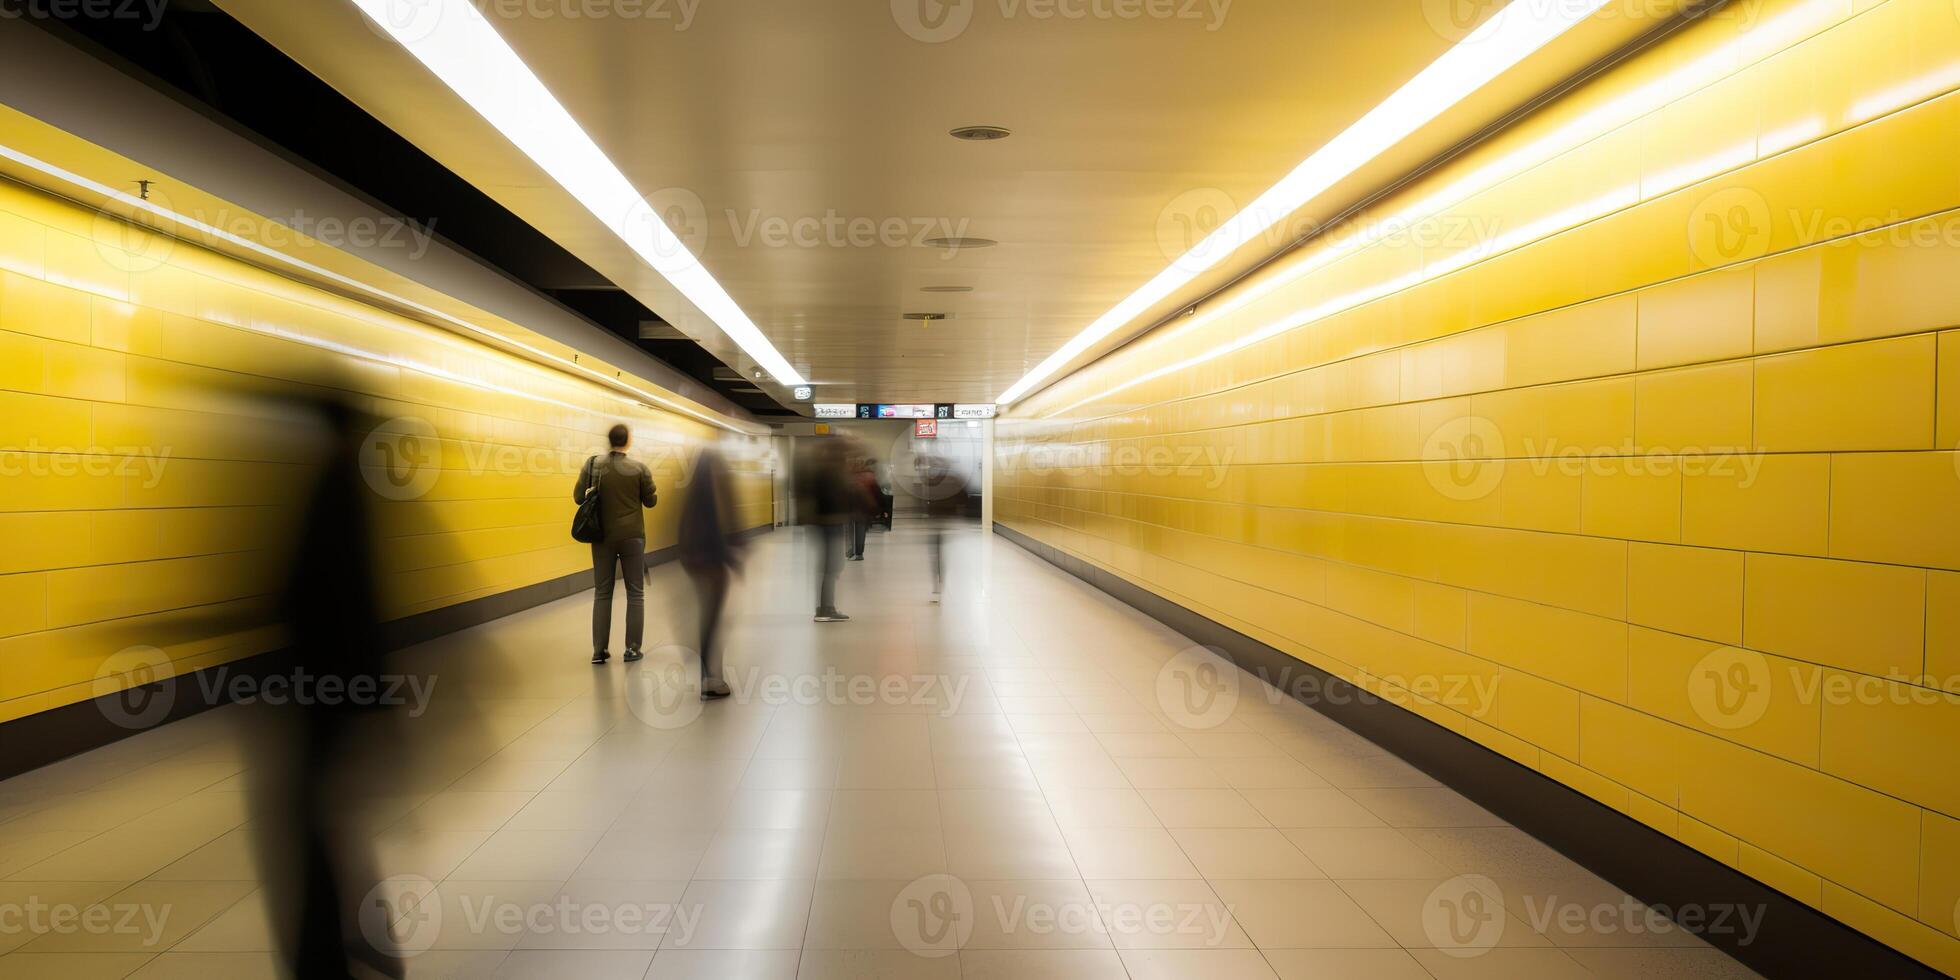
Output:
[995, 0, 1611, 406]
[348, 0, 806, 387]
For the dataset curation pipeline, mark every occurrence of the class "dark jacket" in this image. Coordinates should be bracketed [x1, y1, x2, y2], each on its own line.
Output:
[679, 451, 739, 571]
[575, 451, 657, 544]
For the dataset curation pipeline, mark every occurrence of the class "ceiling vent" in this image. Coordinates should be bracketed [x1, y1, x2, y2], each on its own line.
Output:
[950, 125, 1012, 141]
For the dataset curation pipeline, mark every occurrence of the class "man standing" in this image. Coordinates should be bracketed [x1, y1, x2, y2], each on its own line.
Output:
[575, 424, 657, 664]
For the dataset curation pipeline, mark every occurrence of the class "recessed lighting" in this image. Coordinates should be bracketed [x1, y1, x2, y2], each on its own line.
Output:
[994, 0, 1610, 405]
[923, 237, 996, 249]
[950, 125, 1012, 141]
[920, 285, 975, 293]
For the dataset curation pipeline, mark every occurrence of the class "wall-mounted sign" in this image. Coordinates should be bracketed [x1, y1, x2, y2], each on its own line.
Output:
[877, 404, 935, 419]
[915, 419, 938, 438]
[952, 404, 997, 420]
[814, 423, 831, 435]
[813, 404, 855, 419]
[792, 385, 814, 402]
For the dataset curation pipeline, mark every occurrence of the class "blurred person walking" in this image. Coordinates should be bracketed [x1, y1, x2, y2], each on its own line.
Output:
[575, 424, 658, 664]
[252, 392, 404, 979]
[845, 455, 881, 561]
[922, 455, 970, 603]
[679, 447, 742, 699]
[798, 437, 852, 622]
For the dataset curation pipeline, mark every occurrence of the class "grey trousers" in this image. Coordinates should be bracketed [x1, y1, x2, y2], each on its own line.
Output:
[592, 537, 646, 654]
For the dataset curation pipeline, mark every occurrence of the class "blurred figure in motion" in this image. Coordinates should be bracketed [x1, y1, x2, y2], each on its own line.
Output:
[679, 446, 742, 700]
[874, 456, 895, 530]
[575, 424, 658, 665]
[921, 454, 970, 603]
[845, 455, 880, 562]
[251, 389, 403, 980]
[797, 436, 852, 622]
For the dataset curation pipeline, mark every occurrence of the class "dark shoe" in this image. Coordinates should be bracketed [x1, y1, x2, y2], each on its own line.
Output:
[591, 650, 611, 665]
[814, 610, 851, 623]
[701, 679, 732, 701]
[623, 649, 644, 663]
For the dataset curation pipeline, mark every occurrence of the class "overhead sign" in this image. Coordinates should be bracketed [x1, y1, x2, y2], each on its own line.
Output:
[813, 404, 855, 419]
[792, 385, 814, 402]
[953, 404, 996, 420]
[877, 404, 934, 419]
[915, 419, 938, 438]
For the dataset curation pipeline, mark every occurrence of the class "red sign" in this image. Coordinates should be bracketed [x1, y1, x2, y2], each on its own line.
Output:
[914, 419, 938, 438]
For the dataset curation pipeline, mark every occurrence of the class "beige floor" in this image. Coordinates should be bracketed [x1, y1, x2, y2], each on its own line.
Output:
[0, 524, 1761, 979]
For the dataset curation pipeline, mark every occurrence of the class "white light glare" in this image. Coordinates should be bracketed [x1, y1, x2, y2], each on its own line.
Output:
[996, 0, 1610, 405]
[349, 0, 806, 387]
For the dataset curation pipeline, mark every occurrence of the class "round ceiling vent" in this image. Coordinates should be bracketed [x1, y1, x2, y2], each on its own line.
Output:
[950, 125, 1012, 141]
[920, 285, 974, 293]
[922, 237, 996, 249]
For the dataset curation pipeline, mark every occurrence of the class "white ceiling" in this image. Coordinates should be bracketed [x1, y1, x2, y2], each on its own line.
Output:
[211, 0, 1671, 408]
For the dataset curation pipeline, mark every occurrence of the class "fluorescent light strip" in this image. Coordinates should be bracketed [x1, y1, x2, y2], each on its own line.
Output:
[1026, 0, 1856, 419]
[0, 141, 754, 434]
[349, 0, 804, 388]
[995, 0, 1609, 406]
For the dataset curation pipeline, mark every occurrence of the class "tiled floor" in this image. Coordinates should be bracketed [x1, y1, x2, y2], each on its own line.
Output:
[0, 524, 1761, 979]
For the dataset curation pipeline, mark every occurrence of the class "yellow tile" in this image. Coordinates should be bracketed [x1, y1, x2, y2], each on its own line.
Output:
[1627, 543, 1744, 645]
[0, 572, 48, 639]
[1625, 791, 1676, 835]
[1496, 669, 1581, 760]
[1629, 627, 1821, 766]
[1681, 732, 1920, 914]
[1755, 334, 1938, 452]
[1675, 812, 1739, 866]
[1637, 266, 1755, 370]
[1744, 554, 1925, 678]
[0, 330, 47, 393]
[1822, 883, 1960, 978]
[1411, 581, 1467, 650]
[1943, 331, 1960, 451]
[1503, 295, 1637, 388]
[1578, 694, 1685, 805]
[1537, 751, 1627, 810]
[1829, 452, 1960, 570]
[1819, 675, 1960, 816]
[1930, 572, 1960, 695]
[1580, 466, 1681, 542]
[1923, 811, 1960, 939]
[1634, 361, 1755, 453]
[1467, 593, 1628, 701]
[1496, 461, 1583, 534]
[1754, 247, 1823, 354]
[1681, 452, 1830, 555]
[1738, 844, 1822, 908]
[0, 271, 90, 344]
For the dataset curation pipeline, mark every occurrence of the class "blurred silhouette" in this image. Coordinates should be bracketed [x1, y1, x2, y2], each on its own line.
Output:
[921, 454, 970, 603]
[575, 424, 658, 664]
[249, 388, 403, 980]
[797, 437, 852, 622]
[845, 454, 880, 562]
[679, 447, 743, 699]
[874, 457, 895, 529]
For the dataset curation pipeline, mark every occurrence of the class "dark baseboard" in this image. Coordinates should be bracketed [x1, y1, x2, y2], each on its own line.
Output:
[0, 525, 774, 782]
[994, 522, 1939, 980]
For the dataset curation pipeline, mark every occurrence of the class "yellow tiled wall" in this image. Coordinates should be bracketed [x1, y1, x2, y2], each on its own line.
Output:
[0, 178, 772, 726]
[996, 0, 1960, 969]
